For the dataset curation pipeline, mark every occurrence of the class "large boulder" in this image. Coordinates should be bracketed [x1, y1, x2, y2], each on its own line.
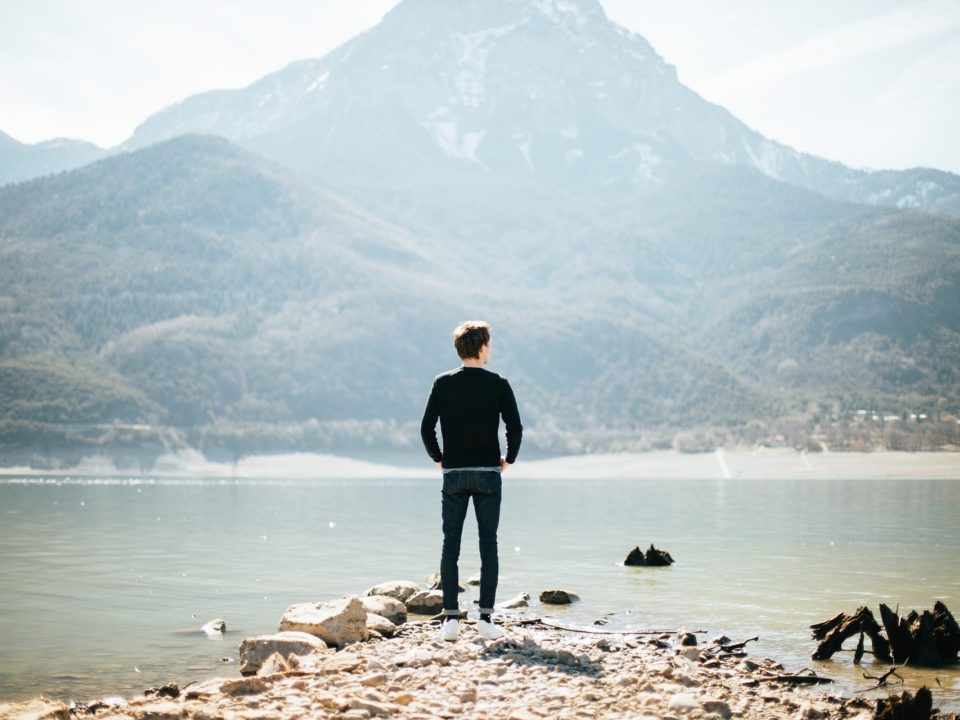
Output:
[238, 631, 328, 675]
[365, 580, 420, 603]
[278, 596, 368, 647]
[360, 595, 407, 624]
[405, 590, 444, 615]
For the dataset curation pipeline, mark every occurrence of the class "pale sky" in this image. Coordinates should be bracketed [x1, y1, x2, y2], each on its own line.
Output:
[1, 0, 958, 173]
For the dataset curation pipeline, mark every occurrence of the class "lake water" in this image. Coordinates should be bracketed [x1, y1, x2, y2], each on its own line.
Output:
[1, 474, 958, 711]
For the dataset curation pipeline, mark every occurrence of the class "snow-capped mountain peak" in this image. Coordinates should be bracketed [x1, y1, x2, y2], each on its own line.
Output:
[83, 0, 960, 211]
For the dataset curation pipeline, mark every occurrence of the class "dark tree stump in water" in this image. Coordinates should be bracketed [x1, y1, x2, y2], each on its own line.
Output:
[877, 602, 960, 667]
[624, 543, 674, 566]
[811, 605, 891, 661]
[873, 687, 933, 720]
[880, 604, 914, 665]
[911, 611, 942, 667]
[817, 603, 959, 668]
[933, 600, 960, 660]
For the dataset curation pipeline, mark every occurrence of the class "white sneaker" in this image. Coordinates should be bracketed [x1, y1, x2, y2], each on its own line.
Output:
[439, 618, 459, 642]
[477, 619, 504, 641]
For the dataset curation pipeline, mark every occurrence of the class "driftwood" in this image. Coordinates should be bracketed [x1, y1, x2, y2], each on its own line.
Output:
[758, 668, 834, 685]
[863, 665, 906, 691]
[811, 605, 891, 661]
[811, 611, 846, 639]
[709, 636, 759, 655]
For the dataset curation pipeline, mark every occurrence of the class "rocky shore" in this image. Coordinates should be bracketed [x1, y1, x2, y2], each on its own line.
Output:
[2, 584, 955, 720]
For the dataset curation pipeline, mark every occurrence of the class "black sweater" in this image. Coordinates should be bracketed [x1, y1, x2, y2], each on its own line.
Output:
[420, 366, 523, 468]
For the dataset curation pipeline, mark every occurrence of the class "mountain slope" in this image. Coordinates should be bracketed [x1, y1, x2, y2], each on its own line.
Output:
[1, 134, 787, 459]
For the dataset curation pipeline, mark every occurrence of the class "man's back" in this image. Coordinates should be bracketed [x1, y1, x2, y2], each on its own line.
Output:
[422, 320, 520, 642]
[420, 366, 522, 469]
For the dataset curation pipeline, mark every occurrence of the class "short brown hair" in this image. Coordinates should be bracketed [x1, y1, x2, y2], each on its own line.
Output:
[453, 320, 491, 360]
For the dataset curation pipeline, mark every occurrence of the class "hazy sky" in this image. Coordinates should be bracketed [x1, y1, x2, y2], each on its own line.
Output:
[1, 0, 958, 173]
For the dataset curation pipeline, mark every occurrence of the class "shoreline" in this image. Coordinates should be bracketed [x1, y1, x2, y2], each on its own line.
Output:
[0, 601, 941, 720]
[1, 447, 958, 481]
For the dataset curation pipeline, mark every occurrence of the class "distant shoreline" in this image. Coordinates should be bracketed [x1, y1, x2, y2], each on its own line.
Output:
[1, 447, 957, 481]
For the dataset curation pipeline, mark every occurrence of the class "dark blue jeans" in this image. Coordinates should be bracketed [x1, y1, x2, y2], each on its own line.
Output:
[440, 469, 502, 616]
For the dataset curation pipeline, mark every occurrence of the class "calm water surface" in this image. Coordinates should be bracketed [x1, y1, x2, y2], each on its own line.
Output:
[1, 475, 958, 710]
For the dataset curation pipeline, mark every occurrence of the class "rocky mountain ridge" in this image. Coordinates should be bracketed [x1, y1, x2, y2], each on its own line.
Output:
[3, 0, 959, 215]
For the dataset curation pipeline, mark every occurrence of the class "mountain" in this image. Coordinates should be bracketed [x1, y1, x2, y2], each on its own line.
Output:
[0, 130, 107, 187]
[1, 0, 958, 463]
[1, 135, 795, 463]
[119, 0, 960, 216]
[4, 0, 959, 215]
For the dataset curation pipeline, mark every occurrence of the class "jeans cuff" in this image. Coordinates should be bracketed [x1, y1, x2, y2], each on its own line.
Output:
[443, 609, 461, 616]
[478, 607, 495, 614]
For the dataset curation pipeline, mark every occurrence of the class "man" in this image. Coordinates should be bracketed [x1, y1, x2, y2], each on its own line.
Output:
[420, 320, 523, 642]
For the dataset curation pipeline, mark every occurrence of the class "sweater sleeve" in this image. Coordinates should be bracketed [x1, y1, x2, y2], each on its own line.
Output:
[420, 379, 443, 463]
[501, 379, 523, 464]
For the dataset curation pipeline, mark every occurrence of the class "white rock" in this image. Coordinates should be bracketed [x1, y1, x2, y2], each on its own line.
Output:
[360, 672, 387, 687]
[392, 648, 436, 667]
[673, 671, 701, 687]
[678, 646, 701, 661]
[668, 693, 698, 711]
[366, 613, 398, 637]
[201, 618, 226, 635]
[257, 651, 292, 676]
[238, 631, 328, 675]
[405, 590, 444, 615]
[221, 677, 268, 696]
[497, 593, 530, 609]
[360, 595, 407, 624]
[278, 596, 369, 647]
[365, 580, 420, 603]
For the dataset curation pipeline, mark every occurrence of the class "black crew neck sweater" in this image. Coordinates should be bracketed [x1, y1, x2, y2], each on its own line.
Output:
[420, 366, 523, 468]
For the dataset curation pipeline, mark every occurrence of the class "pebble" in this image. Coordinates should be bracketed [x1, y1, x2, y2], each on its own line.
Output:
[795, 704, 827, 719]
[359, 673, 386, 687]
[668, 692, 699, 710]
[702, 697, 732, 718]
